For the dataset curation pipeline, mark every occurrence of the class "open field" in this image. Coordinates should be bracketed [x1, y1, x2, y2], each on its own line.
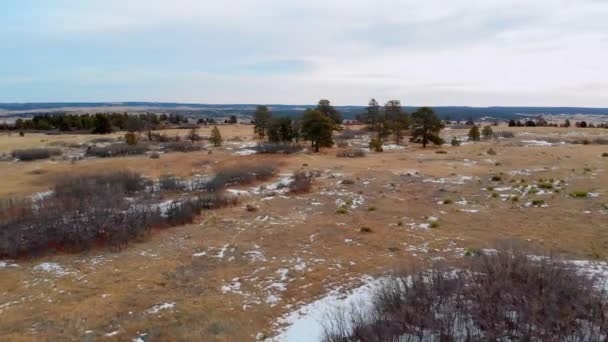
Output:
[1, 124, 607, 341]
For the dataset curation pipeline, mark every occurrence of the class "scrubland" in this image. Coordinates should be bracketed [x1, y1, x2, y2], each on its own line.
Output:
[0, 124, 607, 341]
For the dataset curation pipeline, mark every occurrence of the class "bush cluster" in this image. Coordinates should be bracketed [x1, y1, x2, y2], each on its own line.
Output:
[0, 171, 235, 258]
[254, 142, 303, 154]
[289, 171, 313, 193]
[336, 148, 366, 158]
[86, 143, 148, 158]
[11, 148, 62, 161]
[325, 248, 608, 341]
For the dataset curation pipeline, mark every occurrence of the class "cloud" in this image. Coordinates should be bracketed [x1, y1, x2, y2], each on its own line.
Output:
[1, 0, 608, 105]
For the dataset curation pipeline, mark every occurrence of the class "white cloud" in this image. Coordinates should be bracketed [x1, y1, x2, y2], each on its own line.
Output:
[3, 0, 608, 105]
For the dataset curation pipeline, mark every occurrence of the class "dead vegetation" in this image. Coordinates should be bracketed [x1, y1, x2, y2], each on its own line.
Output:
[0, 170, 237, 258]
[325, 247, 608, 342]
[11, 148, 62, 161]
[86, 143, 148, 158]
[336, 148, 366, 158]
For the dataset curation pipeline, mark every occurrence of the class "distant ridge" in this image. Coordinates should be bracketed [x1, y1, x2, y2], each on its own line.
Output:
[2, 102, 608, 121]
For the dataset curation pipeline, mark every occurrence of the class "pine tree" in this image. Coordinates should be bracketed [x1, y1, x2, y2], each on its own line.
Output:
[253, 105, 271, 139]
[468, 125, 481, 141]
[410, 107, 444, 148]
[481, 125, 494, 139]
[301, 109, 334, 152]
[210, 126, 223, 147]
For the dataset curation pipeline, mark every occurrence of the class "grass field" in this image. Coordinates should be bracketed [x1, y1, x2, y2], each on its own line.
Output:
[0, 124, 607, 340]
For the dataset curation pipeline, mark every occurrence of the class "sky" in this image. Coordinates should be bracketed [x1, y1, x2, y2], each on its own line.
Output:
[1, 0, 608, 106]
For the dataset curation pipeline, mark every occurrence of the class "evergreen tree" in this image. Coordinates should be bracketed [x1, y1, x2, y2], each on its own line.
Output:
[91, 114, 112, 134]
[253, 105, 271, 139]
[316, 99, 342, 125]
[451, 137, 461, 146]
[385, 100, 409, 145]
[481, 125, 494, 139]
[363, 98, 381, 131]
[267, 117, 296, 142]
[301, 109, 334, 152]
[468, 125, 481, 141]
[210, 126, 223, 147]
[409, 107, 444, 148]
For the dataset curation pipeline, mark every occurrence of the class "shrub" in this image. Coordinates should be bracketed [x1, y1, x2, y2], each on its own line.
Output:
[162, 141, 202, 152]
[430, 221, 439, 228]
[254, 143, 303, 154]
[435, 150, 447, 154]
[442, 199, 453, 204]
[336, 148, 366, 158]
[125, 132, 138, 145]
[369, 138, 383, 152]
[11, 148, 62, 161]
[159, 175, 185, 192]
[54, 171, 148, 198]
[570, 191, 589, 198]
[359, 226, 372, 233]
[450, 137, 461, 147]
[487, 148, 497, 155]
[0, 171, 236, 258]
[86, 143, 148, 158]
[531, 199, 545, 206]
[341, 179, 355, 185]
[602, 152, 608, 157]
[336, 207, 348, 214]
[491, 175, 502, 182]
[325, 247, 608, 341]
[289, 171, 313, 193]
[205, 163, 277, 191]
[367, 206, 376, 212]
[149, 152, 160, 159]
[537, 182, 553, 189]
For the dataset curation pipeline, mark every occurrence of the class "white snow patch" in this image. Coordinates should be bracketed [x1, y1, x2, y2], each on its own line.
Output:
[147, 302, 176, 314]
[33, 262, 71, 277]
[268, 276, 386, 342]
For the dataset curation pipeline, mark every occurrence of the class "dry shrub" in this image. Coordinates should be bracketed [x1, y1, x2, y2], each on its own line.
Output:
[86, 143, 148, 158]
[11, 148, 62, 161]
[289, 171, 313, 193]
[0, 170, 236, 258]
[254, 142, 303, 154]
[159, 174, 185, 192]
[337, 148, 366, 158]
[162, 141, 203, 152]
[324, 247, 608, 342]
[205, 163, 277, 192]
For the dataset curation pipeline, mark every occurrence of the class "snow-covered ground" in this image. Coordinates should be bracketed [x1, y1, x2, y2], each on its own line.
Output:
[267, 276, 386, 342]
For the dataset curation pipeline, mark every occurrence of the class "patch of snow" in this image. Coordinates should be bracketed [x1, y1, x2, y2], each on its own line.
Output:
[234, 149, 257, 156]
[147, 302, 176, 314]
[268, 276, 386, 342]
[521, 140, 554, 146]
[221, 278, 243, 294]
[33, 262, 70, 277]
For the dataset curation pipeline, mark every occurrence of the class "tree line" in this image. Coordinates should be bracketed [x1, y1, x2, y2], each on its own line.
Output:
[253, 99, 445, 151]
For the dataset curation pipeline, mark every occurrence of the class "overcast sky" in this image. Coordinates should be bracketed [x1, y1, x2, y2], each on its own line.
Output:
[2, 0, 608, 106]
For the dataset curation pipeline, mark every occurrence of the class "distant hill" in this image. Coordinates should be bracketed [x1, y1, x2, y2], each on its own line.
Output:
[1, 102, 608, 121]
